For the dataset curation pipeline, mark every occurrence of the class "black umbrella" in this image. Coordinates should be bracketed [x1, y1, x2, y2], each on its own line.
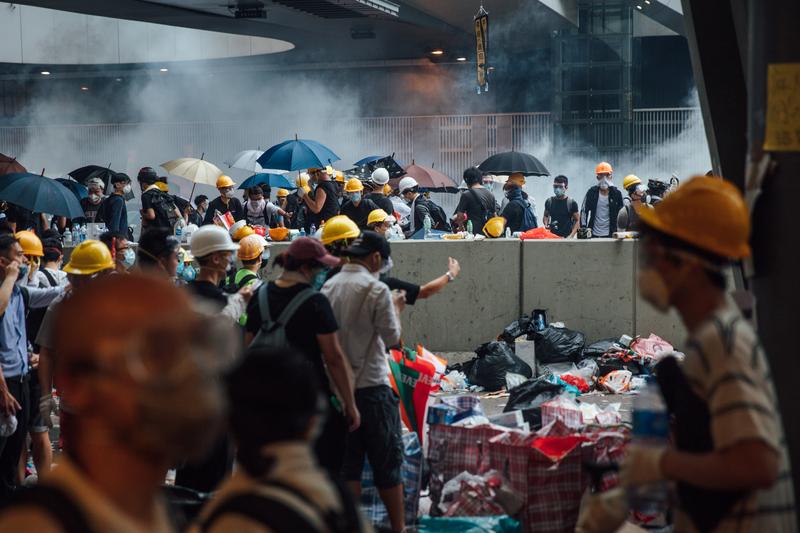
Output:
[0, 173, 84, 218]
[478, 151, 549, 176]
[68, 164, 120, 190]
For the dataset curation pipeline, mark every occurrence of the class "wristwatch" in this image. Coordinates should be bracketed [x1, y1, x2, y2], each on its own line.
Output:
[446, 271, 456, 282]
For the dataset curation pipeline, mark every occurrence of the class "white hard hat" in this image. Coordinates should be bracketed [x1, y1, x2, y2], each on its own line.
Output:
[190, 225, 239, 258]
[371, 167, 390, 186]
[398, 176, 419, 193]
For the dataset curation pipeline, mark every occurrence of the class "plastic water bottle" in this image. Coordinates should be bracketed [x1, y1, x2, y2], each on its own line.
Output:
[63, 227, 73, 246]
[465, 219, 473, 235]
[630, 382, 670, 514]
[423, 214, 432, 239]
[80, 226, 87, 243]
[174, 217, 186, 241]
[299, 228, 306, 238]
[309, 224, 317, 236]
[505, 227, 511, 239]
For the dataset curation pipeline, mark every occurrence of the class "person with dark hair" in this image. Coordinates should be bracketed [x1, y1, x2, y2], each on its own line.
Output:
[543, 175, 580, 238]
[580, 161, 624, 238]
[197, 349, 368, 532]
[99, 231, 135, 274]
[97, 173, 131, 235]
[340, 179, 379, 230]
[203, 175, 245, 226]
[455, 167, 496, 234]
[190, 195, 208, 226]
[243, 237, 359, 477]
[298, 168, 340, 232]
[501, 173, 538, 233]
[244, 186, 288, 228]
[136, 228, 181, 278]
[321, 231, 405, 532]
[33, 239, 67, 288]
[138, 167, 180, 232]
[611, 176, 797, 532]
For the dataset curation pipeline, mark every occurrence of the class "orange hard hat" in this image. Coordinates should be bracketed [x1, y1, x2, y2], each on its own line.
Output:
[595, 162, 613, 175]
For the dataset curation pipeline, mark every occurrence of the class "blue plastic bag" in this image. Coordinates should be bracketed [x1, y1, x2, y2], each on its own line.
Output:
[417, 516, 521, 532]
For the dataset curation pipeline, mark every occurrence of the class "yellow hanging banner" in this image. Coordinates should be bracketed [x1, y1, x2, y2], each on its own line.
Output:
[764, 63, 800, 152]
[475, 6, 489, 93]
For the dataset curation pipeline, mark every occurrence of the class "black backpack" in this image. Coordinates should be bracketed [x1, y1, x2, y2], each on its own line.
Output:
[468, 188, 496, 229]
[249, 283, 316, 351]
[1, 485, 91, 533]
[418, 197, 451, 231]
[145, 189, 179, 230]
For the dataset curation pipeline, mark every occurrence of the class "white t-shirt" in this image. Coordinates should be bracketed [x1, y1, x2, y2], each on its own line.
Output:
[593, 193, 611, 237]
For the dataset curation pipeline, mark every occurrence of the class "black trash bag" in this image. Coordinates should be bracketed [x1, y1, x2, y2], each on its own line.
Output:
[499, 315, 531, 343]
[447, 359, 475, 377]
[531, 326, 586, 364]
[468, 341, 532, 391]
[597, 356, 645, 377]
[583, 338, 620, 359]
[503, 376, 565, 429]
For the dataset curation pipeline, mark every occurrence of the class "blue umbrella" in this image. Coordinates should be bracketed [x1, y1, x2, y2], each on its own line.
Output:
[238, 173, 295, 190]
[56, 178, 88, 200]
[0, 173, 84, 218]
[354, 155, 382, 166]
[256, 138, 340, 172]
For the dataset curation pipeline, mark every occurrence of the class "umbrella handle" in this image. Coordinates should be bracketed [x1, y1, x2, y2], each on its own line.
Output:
[189, 182, 197, 203]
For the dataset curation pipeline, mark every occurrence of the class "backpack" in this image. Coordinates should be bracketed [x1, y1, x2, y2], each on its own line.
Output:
[200, 476, 361, 533]
[249, 283, 316, 351]
[512, 197, 538, 231]
[224, 270, 258, 294]
[418, 197, 451, 231]
[145, 189, 180, 230]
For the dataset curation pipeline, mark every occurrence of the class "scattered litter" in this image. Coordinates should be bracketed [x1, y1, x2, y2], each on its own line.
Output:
[598, 370, 633, 393]
[505, 372, 527, 391]
[440, 370, 469, 392]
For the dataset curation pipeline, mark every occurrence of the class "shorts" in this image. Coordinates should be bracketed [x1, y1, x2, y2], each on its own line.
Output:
[342, 385, 403, 489]
[27, 373, 47, 434]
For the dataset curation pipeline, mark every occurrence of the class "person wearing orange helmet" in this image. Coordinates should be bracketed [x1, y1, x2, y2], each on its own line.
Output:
[612, 176, 796, 532]
[202, 175, 245, 226]
[580, 161, 624, 238]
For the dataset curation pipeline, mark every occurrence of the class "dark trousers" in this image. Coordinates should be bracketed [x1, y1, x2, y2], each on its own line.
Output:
[0, 374, 29, 500]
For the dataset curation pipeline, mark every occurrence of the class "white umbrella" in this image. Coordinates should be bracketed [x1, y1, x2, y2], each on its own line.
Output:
[161, 155, 223, 198]
[227, 149, 288, 175]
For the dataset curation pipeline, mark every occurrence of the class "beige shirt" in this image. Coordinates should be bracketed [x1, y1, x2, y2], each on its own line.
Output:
[321, 263, 401, 389]
[0, 457, 174, 533]
[677, 299, 796, 532]
[195, 442, 372, 533]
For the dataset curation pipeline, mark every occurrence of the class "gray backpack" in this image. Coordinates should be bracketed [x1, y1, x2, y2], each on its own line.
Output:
[249, 283, 316, 351]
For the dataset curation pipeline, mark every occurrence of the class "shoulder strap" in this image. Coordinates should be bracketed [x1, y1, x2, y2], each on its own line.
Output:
[275, 287, 316, 326]
[19, 286, 29, 310]
[201, 492, 320, 533]
[8, 485, 92, 533]
[41, 268, 58, 288]
[257, 282, 274, 330]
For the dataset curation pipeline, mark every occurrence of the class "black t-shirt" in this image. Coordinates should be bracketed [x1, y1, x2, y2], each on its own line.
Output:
[245, 282, 338, 390]
[382, 276, 421, 306]
[456, 188, 496, 234]
[188, 280, 228, 307]
[79, 197, 103, 223]
[307, 181, 340, 229]
[544, 196, 579, 237]
[364, 193, 395, 217]
[203, 196, 245, 225]
[340, 198, 379, 229]
[141, 188, 174, 229]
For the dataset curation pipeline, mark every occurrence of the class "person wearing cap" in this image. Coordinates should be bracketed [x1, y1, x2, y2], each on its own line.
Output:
[617, 174, 652, 232]
[364, 168, 396, 216]
[203, 175, 245, 226]
[97, 173, 131, 236]
[299, 168, 340, 232]
[0, 274, 226, 532]
[340, 179, 379, 230]
[244, 237, 359, 478]
[455, 167, 497, 235]
[196, 347, 368, 533]
[501, 172, 538, 233]
[320, 231, 406, 532]
[225, 233, 268, 294]
[580, 162, 623, 238]
[612, 176, 796, 532]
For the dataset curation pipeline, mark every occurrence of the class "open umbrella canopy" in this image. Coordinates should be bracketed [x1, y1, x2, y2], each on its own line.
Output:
[238, 173, 295, 190]
[478, 151, 549, 176]
[228, 150, 264, 173]
[161, 157, 223, 186]
[56, 178, 88, 200]
[256, 138, 339, 172]
[354, 155, 382, 166]
[391, 162, 456, 189]
[0, 154, 25, 177]
[68, 165, 120, 189]
[0, 173, 83, 218]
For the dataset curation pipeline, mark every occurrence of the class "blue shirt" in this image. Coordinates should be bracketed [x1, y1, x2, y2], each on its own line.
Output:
[0, 286, 28, 378]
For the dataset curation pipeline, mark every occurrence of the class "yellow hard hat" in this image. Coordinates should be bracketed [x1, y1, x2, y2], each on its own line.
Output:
[344, 178, 364, 193]
[63, 240, 114, 275]
[15, 231, 43, 257]
[623, 174, 642, 191]
[383, 184, 392, 195]
[216, 175, 235, 189]
[154, 181, 169, 192]
[367, 209, 389, 226]
[482, 216, 507, 238]
[320, 215, 360, 246]
[277, 188, 289, 198]
[296, 174, 311, 193]
[335, 171, 345, 183]
[238, 234, 267, 261]
[229, 220, 256, 242]
[638, 175, 751, 259]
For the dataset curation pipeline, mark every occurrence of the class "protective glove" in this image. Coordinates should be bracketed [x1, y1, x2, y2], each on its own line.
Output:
[620, 444, 667, 487]
[575, 487, 629, 533]
[40, 394, 57, 429]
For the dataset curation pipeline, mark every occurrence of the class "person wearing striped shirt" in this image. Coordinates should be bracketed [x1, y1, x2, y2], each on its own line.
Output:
[622, 176, 796, 532]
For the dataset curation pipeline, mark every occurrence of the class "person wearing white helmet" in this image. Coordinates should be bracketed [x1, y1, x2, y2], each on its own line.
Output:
[398, 176, 451, 237]
[79, 177, 106, 223]
[364, 168, 395, 216]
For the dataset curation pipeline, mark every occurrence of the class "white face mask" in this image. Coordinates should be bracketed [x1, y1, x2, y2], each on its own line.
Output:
[122, 184, 132, 194]
[598, 178, 610, 190]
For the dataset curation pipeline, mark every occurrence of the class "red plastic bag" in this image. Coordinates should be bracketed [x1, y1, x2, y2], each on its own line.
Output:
[388, 349, 435, 446]
[519, 227, 563, 240]
[560, 374, 590, 393]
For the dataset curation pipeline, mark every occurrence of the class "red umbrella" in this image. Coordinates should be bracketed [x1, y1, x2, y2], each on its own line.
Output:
[0, 154, 26, 177]
[389, 161, 456, 189]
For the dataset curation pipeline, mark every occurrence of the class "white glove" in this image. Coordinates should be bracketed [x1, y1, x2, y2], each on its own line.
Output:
[620, 444, 667, 487]
[575, 487, 629, 533]
[297, 187, 306, 199]
[40, 394, 57, 429]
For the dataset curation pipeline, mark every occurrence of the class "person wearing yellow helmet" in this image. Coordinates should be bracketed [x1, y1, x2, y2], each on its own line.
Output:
[340, 178, 380, 229]
[617, 174, 652, 232]
[202, 175, 245, 226]
[614, 176, 796, 533]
